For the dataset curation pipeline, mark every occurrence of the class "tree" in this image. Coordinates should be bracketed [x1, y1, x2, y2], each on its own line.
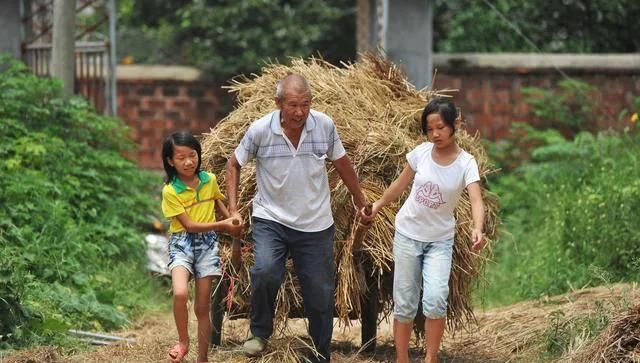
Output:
[117, 0, 356, 82]
[117, 0, 640, 82]
[434, 0, 640, 53]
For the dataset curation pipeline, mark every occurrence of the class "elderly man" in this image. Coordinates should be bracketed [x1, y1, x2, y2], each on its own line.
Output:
[226, 74, 367, 363]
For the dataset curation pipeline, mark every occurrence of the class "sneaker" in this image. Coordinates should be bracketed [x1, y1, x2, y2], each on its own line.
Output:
[242, 336, 267, 357]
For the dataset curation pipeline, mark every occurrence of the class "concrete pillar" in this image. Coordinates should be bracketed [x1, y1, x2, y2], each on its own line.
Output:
[384, 0, 433, 89]
[0, 0, 23, 58]
[51, 0, 76, 98]
[356, 0, 434, 89]
[356, 0, 381, 56]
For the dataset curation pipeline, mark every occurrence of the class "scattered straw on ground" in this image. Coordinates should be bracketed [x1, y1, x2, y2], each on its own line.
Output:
[6, 284, 636, 363]
[442, 283, 640, 363]
[561, 303, 640, 363]
[1, 347, 59, 363]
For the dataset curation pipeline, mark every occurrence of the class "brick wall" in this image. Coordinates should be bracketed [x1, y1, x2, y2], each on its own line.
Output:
[432, 53, 640, 139]
[116, 55, 640, 169]
[116, 66, 231, 169]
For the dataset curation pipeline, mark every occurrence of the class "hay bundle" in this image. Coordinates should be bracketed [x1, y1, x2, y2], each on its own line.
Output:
[1, 347, 59, 363]
[563, 305, 640, 363]
[441, 284, 640, 362]
[201, 54, 499, 332]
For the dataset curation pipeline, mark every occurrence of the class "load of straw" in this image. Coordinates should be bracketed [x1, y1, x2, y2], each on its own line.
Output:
[562, 304, 640, 363]
[201, 54, 499, 333]
[441, 284, 640, 362]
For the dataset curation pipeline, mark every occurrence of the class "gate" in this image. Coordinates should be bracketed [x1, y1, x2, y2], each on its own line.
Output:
[23, 42, 111, 114]
[20, 0, 117, 115]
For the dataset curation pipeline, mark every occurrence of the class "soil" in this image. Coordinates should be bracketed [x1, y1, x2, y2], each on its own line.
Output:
[3, 284, 637, 363]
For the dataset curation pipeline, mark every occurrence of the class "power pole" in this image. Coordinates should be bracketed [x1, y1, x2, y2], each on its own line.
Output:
[358, 0, 434, 89]
[51, 0, 76, 98]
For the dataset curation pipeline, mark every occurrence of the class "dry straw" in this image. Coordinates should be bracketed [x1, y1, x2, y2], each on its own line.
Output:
[201, 53, 499, 333]
[562, 304, 640, 363]
[442, 284, 640, 362]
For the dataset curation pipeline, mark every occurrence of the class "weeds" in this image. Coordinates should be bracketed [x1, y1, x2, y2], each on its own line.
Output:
[0, 56, 168, 349]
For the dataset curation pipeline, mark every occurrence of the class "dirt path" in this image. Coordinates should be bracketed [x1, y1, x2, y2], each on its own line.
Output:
[4, 284, 637, 363]
[3, 313, 482, 363]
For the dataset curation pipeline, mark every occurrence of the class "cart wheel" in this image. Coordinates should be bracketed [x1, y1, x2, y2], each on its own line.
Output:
[210, 276, 226, 346]
[360, 259, 378, 352]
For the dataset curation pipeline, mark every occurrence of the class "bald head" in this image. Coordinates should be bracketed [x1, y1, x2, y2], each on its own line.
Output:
[275, 74, 311, 101]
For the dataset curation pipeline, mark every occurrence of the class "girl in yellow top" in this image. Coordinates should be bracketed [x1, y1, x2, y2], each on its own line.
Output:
[161, 131, 241, 363]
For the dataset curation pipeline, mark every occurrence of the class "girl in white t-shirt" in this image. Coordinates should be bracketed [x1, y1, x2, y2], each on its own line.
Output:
[360, 98, 485, 363]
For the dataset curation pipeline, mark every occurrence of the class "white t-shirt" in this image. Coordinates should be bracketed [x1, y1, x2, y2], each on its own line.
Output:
[395, 142, 480, 242]
[234, 109, 346, 232]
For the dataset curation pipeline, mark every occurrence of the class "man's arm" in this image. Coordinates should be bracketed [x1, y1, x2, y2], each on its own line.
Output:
[225, 154, 243, 219]
[332, 155, 367, 210]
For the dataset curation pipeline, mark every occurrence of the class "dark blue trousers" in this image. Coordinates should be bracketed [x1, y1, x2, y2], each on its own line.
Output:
[250, 217, 335, 361]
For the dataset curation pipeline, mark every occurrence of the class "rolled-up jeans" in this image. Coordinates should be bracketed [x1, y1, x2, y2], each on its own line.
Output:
[249, 217, 335, 361]
[392, 231, 454, 321]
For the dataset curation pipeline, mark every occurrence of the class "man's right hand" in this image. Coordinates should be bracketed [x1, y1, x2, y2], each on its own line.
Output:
[359, 202, 379, 225]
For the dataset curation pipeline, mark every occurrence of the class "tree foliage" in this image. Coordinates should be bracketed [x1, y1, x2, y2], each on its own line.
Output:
[117, 0, 355, 81]
[117, 1, 639, 81]
[434, 0, 640, 52]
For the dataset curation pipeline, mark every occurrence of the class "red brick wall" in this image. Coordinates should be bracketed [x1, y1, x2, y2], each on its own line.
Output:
[433, 68, 640, 140]
[116, 59, 640, 169]
[117, 79, 230, 169]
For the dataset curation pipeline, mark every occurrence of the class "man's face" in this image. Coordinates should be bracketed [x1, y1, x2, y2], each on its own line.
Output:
[276, 90, 311, 130]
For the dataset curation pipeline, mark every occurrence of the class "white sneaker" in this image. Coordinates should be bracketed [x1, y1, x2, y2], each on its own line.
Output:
[242, 336, 267, 357]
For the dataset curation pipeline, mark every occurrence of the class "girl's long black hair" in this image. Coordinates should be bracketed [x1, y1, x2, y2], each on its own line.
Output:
[161, 131, 202, 184]
[421, 97, 458, 135]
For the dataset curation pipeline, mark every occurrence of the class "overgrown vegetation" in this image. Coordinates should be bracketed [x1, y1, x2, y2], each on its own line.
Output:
[542, 274, 635, 359]
[116, 0, 640, 83]
[480, 81, 640, 308]
[117, 0, 356, 81]
[0, 57, 166, 351]
[435, 0, 640, 53]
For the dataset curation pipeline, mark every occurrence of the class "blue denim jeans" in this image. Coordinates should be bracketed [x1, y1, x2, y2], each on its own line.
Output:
[167, 231, 221, 278]
[392, 231, 454, 321]
[249, 217, 335, 361]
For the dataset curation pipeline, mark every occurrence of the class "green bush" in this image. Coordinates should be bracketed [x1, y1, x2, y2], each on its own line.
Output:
[522, 80, 598, 135]
[480, 80, 640, 307]
[482, 126, 640, 306]
[0, 57, 166, 349]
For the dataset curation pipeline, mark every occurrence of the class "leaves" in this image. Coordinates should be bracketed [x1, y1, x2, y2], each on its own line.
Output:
[0, 57, 165, 348]
[482, 87, 640, 307]
[117, 0, 356, 81]
[435, 0, 640, 53]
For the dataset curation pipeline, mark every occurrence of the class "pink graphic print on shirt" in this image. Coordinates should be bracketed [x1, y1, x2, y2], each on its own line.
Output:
[415, 181, 445, 209]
